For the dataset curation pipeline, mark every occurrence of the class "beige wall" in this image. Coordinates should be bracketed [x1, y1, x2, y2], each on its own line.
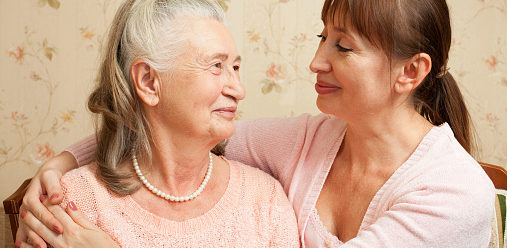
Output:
[0, 0, 506, 245]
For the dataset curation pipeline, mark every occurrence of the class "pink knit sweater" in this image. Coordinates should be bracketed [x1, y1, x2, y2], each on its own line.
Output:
[68, 114, 495, 247]
[59, 160, 300, 247]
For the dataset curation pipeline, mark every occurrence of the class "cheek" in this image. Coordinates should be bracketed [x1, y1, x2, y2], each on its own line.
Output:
[182, 76, 222, 109]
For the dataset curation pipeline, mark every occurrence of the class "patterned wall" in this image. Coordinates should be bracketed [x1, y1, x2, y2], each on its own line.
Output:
[0, 1, 506, 245]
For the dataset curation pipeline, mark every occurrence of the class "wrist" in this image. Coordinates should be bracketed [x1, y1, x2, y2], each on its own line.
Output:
[43, 151, 78, 174]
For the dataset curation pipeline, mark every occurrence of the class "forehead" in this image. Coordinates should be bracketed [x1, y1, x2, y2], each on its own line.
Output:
[181, 16, 238, 59]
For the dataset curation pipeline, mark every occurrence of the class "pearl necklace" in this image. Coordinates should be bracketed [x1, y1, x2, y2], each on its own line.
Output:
[131, 150, 213, 202]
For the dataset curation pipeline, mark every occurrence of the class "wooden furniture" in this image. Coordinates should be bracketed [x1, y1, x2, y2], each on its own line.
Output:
[3, 178, 31, 241]
[3, 162, 507, 242]
[480, 162, 507, 190]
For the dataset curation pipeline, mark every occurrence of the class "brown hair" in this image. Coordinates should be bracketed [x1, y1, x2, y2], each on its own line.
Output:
[322, 0, 475, 154]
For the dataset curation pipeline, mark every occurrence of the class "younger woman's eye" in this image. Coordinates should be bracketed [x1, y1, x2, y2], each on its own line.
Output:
[336, 43, 353, 52]
[316, 34, 326, 42]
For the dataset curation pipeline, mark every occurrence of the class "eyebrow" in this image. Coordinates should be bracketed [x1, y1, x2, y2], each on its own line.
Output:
[333, 26, 347, 33]
[208, 53, 242, 63]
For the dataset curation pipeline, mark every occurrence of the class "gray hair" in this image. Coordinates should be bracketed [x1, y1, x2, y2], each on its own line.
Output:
[88, 0, 226, 195]
[120, 0, 226, 75]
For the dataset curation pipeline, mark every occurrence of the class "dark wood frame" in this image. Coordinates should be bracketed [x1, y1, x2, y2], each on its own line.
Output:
[3, 178, 31, 241]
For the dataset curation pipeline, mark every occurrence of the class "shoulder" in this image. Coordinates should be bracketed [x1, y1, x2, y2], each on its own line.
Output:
[60, 163, 106, 223]
[228, 160, 290, 204]
[411, 124, 494, 194]
[392, 125, 495, 221]
[61, 162, 100, 189]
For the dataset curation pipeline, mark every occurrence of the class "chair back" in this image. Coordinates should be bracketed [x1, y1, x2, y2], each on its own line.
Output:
[3, 179, 31, 241]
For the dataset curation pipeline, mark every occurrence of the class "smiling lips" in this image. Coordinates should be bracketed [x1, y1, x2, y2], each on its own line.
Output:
[213, 107, 237, 119]
[315, 80, 341, 94]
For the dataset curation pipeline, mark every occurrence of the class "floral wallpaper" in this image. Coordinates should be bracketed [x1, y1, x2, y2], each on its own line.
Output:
[0, 0, 506, 245]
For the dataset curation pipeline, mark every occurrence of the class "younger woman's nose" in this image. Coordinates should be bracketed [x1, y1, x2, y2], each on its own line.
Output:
[309, 47, 331, 73]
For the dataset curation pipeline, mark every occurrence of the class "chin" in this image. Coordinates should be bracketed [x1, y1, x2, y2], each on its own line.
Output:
[316, 97, 346, 119]
[316, 97, 334, 114]
[210, 121, 235, 140]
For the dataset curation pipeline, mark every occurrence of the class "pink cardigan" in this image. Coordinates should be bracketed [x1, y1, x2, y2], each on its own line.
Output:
[59, 160, 300, 247]
[68, 114, 495, 247]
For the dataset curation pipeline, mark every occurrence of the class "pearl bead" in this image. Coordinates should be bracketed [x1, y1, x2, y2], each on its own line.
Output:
[132, 149, 213, 203]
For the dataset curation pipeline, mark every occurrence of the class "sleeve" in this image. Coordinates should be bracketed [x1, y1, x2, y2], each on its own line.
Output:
[340, 168, 495, 248]
[225, 114, 311, 179]
[267, 181, 301, 248]
[64, 135, 97, 167]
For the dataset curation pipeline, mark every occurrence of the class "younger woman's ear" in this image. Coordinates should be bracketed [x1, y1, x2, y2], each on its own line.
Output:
[131, 58, 160, 106]
[395, 53, 432, 94]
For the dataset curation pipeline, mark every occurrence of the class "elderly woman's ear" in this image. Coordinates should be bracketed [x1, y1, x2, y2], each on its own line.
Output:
[131, 58, 160, 106]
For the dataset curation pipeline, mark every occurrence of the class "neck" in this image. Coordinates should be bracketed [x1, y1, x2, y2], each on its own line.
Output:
[340, 107, 433, 170]
[137, 122, 220, 196]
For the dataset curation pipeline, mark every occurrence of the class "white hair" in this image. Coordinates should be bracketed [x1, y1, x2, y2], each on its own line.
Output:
[119, 0, 226, 77]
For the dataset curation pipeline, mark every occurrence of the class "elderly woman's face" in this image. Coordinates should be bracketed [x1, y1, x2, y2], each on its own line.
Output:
[157, 17, 245, 142]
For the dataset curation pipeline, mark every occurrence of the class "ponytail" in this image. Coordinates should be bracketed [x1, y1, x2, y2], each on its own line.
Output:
[415, 72, 475, 154]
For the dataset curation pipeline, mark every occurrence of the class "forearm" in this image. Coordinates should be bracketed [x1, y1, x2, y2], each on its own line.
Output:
[50, 151, 79, 172]
[64, 135, 96, 167]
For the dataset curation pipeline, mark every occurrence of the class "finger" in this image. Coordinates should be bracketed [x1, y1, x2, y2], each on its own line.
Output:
[26, 228, 47, 248]
[20, 210, 59, 246]
[22, 178, 44, 213]
[15, 222, 29, 246]
[40, 170, 64, 205]
[66, 201, 97, 230]
[43, 199, 81, 231]
[21, 195, 63, 235]
[19, 241, 34, 248]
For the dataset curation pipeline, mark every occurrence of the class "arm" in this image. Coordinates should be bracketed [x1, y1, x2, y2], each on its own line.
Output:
[225, 114, 311, 179]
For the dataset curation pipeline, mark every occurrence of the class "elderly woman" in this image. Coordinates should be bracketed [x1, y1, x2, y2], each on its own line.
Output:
[15, 0, 299, 247]
[19, 0, 495, 247]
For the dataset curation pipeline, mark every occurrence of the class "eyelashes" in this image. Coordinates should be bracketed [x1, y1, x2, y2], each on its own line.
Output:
[211, 62, 240, 73]
[317, 34, 353, 52]
[317, 34, 326, 42]
[336, 44, 353, 52]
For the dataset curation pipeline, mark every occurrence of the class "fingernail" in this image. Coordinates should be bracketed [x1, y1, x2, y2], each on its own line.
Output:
[40, 194, 47, 202]
[69, 201, 78, 211]
[53, 225, 62, 234]
[14, 241, 21, 248]
[20, 211, 27, 219]
[50, 193, 59, 201]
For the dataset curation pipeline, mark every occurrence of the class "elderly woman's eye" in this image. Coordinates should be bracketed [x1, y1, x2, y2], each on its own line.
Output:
[233, 65, 240, 71]
[213, 62, 222, 69]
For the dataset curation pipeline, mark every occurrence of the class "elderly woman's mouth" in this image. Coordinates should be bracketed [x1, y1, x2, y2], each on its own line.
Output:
[213, 107, 237, 119]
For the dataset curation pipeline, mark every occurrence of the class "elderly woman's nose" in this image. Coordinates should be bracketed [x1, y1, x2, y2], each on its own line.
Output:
[309, 47, 331, 73]
[223, 73, 245, 100]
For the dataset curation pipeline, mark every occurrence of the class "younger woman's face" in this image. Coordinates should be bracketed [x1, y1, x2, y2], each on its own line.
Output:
[309, 17, 400, 122]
